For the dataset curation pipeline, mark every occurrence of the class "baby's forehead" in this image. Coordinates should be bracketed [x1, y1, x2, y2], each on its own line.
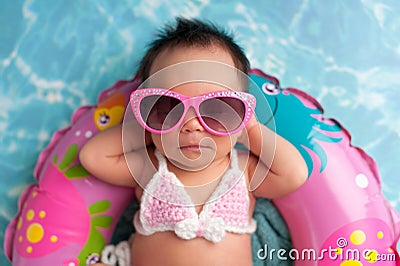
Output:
[149, 44, 235, 72]
[168, 83, 239, 95]
[143, 59, 248, 91]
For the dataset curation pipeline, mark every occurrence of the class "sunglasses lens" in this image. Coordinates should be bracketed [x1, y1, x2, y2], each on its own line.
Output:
[200, 97, 245, 133]
[140, 95, 184, 131]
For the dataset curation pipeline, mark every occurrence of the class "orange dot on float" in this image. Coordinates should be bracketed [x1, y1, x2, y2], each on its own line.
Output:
[26, 246, 32, 253]
[17, 218, 23, 230]
[39, 211, 46, 219]
[26, 210, 35, 221]
[26, 223, 44, 243]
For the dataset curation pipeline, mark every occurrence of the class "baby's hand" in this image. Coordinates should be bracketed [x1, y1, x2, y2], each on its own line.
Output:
[245, 114, 259, 131]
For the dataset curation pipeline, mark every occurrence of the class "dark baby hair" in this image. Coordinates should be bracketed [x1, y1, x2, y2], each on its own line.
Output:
[136, 17, 250, 80]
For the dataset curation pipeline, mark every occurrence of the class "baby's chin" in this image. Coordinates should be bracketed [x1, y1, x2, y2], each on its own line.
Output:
[166, 149, 216, 172]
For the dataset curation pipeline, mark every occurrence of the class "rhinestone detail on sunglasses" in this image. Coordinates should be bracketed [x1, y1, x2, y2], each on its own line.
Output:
[130, 88, 256, 136]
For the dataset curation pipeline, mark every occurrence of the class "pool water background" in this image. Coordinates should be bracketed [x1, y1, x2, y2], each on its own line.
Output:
[1, 0, 399, 265]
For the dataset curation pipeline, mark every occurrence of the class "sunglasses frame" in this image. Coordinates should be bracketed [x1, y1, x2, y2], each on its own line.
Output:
[130, 88, 256, 136]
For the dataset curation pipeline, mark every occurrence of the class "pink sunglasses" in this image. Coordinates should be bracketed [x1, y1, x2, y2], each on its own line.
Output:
[130, 88, 256, 136]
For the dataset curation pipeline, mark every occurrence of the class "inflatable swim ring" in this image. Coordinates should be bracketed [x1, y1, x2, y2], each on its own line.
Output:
[248, 69, 400, 265]
[4, 78, 140, 266]
[4, 69, 400, 265]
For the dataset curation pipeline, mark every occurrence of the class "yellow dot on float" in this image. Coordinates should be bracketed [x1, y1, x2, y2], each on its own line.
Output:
[364, 249, 378, 263]
[26, 246, 32, 253]
[349, 230, 366, 245]
[335, 247, 343, 255]
[26, 210, 35, 221]
[26, 223, 44, 243]
[377, 231, 383, 239]
[17, 218, 23, 230]
[18, 236, 23, 243]
[340, 260, 362, 266]
[50, 235, 58, 243]
[39, 211, 46, 218]
[32, 191, 37, 198]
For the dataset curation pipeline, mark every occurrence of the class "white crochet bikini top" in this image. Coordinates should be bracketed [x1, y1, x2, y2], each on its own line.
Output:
[133, 149, 257, 243]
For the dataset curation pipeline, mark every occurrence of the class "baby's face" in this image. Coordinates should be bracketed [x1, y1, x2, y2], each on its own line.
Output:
[147, 45, 243, 170]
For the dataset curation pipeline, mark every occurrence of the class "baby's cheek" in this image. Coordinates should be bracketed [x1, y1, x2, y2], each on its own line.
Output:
[151, 134, 162, 149]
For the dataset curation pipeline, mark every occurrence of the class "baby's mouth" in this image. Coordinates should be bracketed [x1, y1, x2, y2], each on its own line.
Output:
[179, 144, 210, 151]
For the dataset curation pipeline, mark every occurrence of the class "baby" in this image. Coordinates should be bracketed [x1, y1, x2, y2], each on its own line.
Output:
[80, 17, 308, 266]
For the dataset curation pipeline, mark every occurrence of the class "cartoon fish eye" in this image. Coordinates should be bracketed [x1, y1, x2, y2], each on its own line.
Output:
[98, 112, 111, 126]
[262, 82, 280, 95]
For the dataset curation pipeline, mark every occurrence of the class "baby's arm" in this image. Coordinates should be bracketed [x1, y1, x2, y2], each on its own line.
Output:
[79, 119, 151, 187]
[239, 116, 308, 198]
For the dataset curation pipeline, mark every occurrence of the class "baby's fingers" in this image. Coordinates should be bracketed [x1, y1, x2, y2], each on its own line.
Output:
[245, 114, 259, 130]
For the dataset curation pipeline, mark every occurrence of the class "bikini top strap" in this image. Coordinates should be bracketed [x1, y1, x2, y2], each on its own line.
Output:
[154, 149, 168, 173]
[230, 149, 240, 171]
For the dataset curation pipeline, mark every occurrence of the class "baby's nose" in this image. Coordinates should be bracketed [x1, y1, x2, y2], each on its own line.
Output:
[181, 108, 204, 133]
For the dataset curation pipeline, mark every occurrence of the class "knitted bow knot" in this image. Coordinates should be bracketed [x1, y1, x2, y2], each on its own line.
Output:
[174, 217, 226, 243]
